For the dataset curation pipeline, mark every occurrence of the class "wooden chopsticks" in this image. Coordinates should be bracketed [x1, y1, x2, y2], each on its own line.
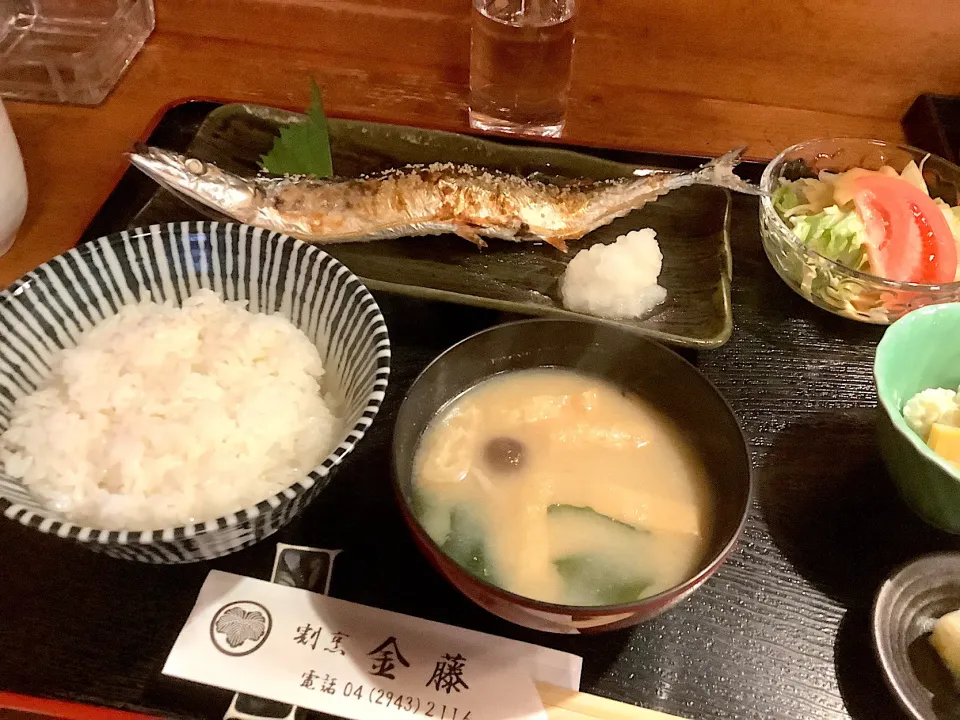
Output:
[0, 684, 684, 720]
[536, 683, 692, 720]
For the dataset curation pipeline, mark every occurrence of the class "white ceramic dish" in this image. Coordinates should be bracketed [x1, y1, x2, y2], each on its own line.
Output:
[0, 99, 27, 257]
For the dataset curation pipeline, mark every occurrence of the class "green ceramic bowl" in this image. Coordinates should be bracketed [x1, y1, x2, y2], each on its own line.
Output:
[875, 303, 960, 533]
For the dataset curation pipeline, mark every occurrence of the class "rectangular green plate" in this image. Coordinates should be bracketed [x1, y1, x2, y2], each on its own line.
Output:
[130, 103, 733, 349]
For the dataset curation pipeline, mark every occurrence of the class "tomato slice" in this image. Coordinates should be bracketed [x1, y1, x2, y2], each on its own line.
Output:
[852, 174, 958, 284]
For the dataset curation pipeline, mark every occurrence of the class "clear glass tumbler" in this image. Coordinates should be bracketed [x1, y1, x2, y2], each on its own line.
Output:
[468, 0, 576, 138]
[0, 0, 155, 106]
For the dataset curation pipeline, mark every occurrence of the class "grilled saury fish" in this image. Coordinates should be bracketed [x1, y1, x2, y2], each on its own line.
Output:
[129, 145, 762, 251]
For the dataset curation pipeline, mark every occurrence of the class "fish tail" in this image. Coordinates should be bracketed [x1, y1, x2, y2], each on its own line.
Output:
[691, 147, 764, 196]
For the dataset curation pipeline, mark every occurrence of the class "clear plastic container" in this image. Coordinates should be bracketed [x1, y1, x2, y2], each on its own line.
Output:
[0, 0, 155, 106]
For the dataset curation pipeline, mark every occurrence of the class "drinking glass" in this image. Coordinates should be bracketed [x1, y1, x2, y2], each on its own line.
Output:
[0, 100, 27, 258]
[468, 0, 576, 138]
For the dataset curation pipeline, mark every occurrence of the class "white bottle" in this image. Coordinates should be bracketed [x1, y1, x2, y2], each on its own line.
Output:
[0, 100, 27, 257]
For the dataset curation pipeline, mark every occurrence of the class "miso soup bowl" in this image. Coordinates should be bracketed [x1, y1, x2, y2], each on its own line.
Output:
[391, 319, 753, 634]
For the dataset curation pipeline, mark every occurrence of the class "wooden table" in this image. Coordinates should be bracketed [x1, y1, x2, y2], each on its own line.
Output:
[2, 3, 960, 717]
[9, 0, 948, 286]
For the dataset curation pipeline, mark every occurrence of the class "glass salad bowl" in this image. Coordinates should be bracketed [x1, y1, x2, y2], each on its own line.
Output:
[759, 138, 960, 324]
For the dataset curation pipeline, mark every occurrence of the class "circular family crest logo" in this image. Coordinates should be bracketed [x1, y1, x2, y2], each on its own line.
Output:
[210, 600, 272, 656]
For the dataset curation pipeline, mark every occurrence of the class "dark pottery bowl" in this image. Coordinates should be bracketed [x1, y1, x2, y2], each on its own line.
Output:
[391, 319, 752, 633]
[873, 552, 960, 720]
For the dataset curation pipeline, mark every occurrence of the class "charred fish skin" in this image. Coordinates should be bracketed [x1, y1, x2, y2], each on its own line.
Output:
[129, 145, 761, 251]
[256, 163, 611, 250]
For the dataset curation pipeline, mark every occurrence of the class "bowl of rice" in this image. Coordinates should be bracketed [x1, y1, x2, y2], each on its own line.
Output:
[0, 222, 390, 563]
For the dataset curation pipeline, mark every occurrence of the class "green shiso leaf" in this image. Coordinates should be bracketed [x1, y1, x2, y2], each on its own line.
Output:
[259, 78, 334, 178]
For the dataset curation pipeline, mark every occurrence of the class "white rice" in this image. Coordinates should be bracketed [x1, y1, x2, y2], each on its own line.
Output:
[0, 289, 340, 530]
[560, 229, 667, 319]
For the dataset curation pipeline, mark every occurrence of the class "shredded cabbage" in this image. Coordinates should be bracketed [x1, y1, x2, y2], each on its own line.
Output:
[936, 198, 960, 244]
[783, 205, 867, 270]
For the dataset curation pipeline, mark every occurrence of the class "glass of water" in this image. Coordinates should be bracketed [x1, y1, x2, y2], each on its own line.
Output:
[468, 0, 576, 138]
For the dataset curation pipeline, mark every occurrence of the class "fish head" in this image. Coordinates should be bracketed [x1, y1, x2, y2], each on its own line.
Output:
[128, 145, 259, 221]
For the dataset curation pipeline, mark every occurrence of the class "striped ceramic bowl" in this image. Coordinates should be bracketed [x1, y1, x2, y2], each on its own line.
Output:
[0, 222, 390, 563]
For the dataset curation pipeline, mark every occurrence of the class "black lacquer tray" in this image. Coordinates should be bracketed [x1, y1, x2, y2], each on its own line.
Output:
[3, 100, 955, 720]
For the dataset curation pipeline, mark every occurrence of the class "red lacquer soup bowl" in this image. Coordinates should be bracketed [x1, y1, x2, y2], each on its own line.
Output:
[391, 319, 753, 634]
